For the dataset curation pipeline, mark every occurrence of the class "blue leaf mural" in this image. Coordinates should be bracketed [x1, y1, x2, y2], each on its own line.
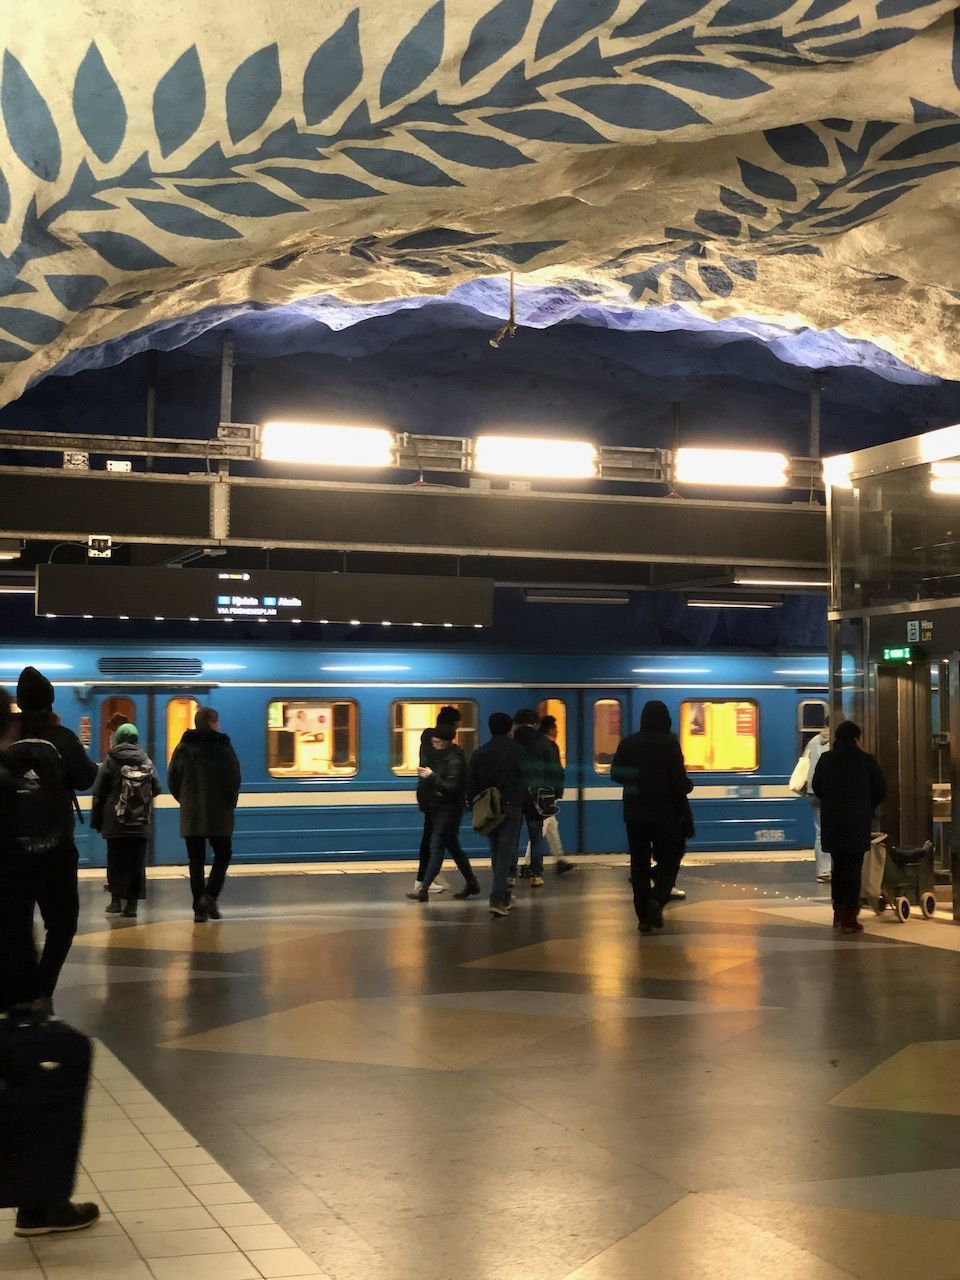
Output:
[800, 0, 848, 18]
[485, 108, 605, 143]
[695, 208, 741, 237]
[709, 0, 795, 24]
[79, 231, 173, 270]
[719, 185, 765, 217]
[153, 46, 206, 158]
[226, 44, 281, 144]
[816, 27, 917, 56]
[174, 182, 303, 216]
[380, 1, 445, 107]
[303, 10, 364, 125]
[881, 122, 960, 159]
[737, 158, 797, 201]
[1, 52, 61, 181]
[535, 0, 618, 61]
[764, 124, 829, 167]
[561, 83, 708, 129]
[343, 146, 461, 186]
[848, 160, 958, 192]
[73, 44, 127, 164]
[719, 253, 757, 280]
[644, 60, 772, 99]
[812, 185, 917, 228]
[698, 264, 733, 295]
[952, 7, 960, 92]
[131, 198, 243, 239]
[613, 1, 711, 40]
[44, 274, 107, 310]
[0, 169, 8, 224]
[460, 0, 533, 83]
[0, 338, 31, 361]
[0, 306, 65, 343]
[670, 273, 701, 301]
[410, 128, 532, 168]
[259, 167, 382, 199]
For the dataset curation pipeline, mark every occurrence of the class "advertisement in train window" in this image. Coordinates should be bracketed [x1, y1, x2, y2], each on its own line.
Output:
[736, 705, 757, 736]
[283, 705, 331, 733]
[687, 702, 705, 736]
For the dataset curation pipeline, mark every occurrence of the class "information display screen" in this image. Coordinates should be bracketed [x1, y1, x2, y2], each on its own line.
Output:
[37, 565, 493, 628]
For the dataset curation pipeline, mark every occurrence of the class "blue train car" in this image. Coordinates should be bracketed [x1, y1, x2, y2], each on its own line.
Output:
[0, 644, 828, 867]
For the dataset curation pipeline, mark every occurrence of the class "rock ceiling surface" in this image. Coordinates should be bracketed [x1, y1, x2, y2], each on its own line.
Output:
[2, 0, 960, 407]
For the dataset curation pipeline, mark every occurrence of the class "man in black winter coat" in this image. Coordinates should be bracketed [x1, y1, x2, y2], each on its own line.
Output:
[812, 720, 886, 934]
[611, 699, 693, 934]
[168, 706, 241, 923]
[12, 666, 98, 1002]
[466, 713, 527, 917]
[412, 705, 461, 896]
[407, 725, 479, 902]
[512, 709, 560, 887]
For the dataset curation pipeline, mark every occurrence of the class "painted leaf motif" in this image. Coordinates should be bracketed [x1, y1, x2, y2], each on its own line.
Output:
[800, 0, 848, 18]
[719, 185, 765, 217]
[670, 273, 701, 301]
[954, 8, 960, 92]
[613, 0, 711, 39]
[881, 122, 960, 160]
[44, 274, 107, 310]
[380, 1, 445, 107]
[849, 160, 959, 192]
[561, 83, 707, 129]
[73, 44, 127, 163]
[174, 182, 303, 216]
[1, 51, 61, 181]
[535, 0, 619, 61]
[343, 145, 461, 186]
[815, 26, 917, 56]
[0, 169, 8, 224]
[410, 128, 531, 167]
[393, 227, 491, 248]
[460, 0, 533, 83]
[0, 338, 31, 361]
[910, 98, 956, 123]
[644, 60, 772, 99]
[694, 208, 740, 237]
[485, 108, 605, 143]
[764, 124, 829, 167]
[698, 264, 733, 295]
[719, 254, 757, 281]
[153, 46, 206, 158]
[737, 158, 797, 201]
[0, 306, 65, 343]
[78, 231, 173, 270]
[226, 44, 281, 144]
[303, 10, 364, 125]
[709, 0, 794, 24]
[812, 184, 917, 228]
[259, 167, 382, 199]
[131, 198, 242, 239]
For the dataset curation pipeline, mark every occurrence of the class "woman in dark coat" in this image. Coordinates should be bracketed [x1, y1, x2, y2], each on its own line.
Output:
[91, 723, 160, 918]
[811, 720, 886, 934]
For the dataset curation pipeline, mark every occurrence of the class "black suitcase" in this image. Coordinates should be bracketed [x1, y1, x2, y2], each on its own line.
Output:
[0, 1014, 91, 1208]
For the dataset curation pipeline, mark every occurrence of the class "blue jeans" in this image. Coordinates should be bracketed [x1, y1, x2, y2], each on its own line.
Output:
[811, 802, 830, 877]
[421, 807, 476, 891]
[512, 811, 550, 876]
[488, 805, 523, 906]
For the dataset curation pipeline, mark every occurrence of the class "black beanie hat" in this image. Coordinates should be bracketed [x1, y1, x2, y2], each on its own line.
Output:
[432, 724, 456, 741]
[17, 666, 54, 712]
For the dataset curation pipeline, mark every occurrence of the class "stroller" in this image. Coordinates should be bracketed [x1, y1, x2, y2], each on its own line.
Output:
[861, 833, 936, 922]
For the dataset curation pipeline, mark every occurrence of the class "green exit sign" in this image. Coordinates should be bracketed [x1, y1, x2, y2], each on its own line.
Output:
[883, 646, 914, 662]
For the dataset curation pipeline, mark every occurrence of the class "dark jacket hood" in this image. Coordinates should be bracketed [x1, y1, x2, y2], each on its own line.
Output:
[108, 741, 149, 765]
[640, 700, 672, 733]
[180, 729, 231, 745]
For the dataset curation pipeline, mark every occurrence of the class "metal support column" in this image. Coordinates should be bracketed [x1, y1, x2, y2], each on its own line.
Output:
[950, 655, 960, 920]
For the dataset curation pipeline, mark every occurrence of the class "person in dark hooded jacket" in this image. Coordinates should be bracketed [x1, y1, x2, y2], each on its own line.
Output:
[512, 709, 559, 887]
[611, 700, 693, 934]
[412, 705, 461, 896]
[407, 725, 479, 902]
[811, 720, 886, 934]
[91, 723, 160, 918]
[168, 706, 241, 923]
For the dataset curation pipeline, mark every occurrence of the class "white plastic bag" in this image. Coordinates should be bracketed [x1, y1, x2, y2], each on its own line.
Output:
[789, 755, 810, 795]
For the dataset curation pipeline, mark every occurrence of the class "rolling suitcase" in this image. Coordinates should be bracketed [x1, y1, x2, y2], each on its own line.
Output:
[0, 1013, 91, 1208]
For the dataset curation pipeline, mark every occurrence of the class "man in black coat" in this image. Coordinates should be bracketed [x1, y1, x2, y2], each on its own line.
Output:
[12, 666, 98, 1003]
[512, 709, 559, 887]
[412, 705, 461, 896]
[407, 725, 479, 902]
[812, 720, 886, 934]
[466, 713, 527, 917]
[168, 706, 241, 923]
[611, 699, 693, 934]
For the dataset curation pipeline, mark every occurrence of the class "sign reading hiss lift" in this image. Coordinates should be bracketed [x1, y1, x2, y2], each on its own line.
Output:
[36, 565, 494, 628]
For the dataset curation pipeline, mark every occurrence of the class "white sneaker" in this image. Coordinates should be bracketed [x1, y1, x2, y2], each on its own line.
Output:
[429, 881, 447, 894]
[413, 880, 423, 893]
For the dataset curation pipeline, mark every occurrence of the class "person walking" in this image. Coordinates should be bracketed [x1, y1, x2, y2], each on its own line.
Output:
[411, 705, 461, 897]
[168, 707, 241, 924]
[91, 724, 160, 919]
[6, 667, 97, 1005]
[611, 700, 693, 935]
[512, 709, 555, 888]
[466, 713, 527, 917]
[804, 725, 832, 883]
[538, 714, 574, 875]
[407, 725, 479, 902]
[811, 720, 886, 935]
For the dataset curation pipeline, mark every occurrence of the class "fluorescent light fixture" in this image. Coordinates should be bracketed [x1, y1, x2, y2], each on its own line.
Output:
[349, 619, 361, 626]
[322, 664, 411, 672]
[525, 588, 629, 605]
[473, 623, 483, 629]
[260, 421, 394, 468]
[0, 662, 72, 671]
[775, 669, 828, 677]
[822, 453, 853, 491]
[0, 541, 20, 561]
[687, 598, 780, 610]
[474, 435, 597, 479]
[0, 586, 33, 595]
[443, 622, 453, 628]
[920, 424, 960, 464]
[929, 460, 960, 495]
[734, 575, 830, 588]
[203, 663, 246, 671]
[632, 667, 710, 674]
[381, 621, 392, 627]
[675, 448, 788, 488]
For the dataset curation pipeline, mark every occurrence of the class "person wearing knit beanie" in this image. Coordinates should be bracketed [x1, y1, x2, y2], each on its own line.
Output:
[16, 666, 54, 712]
[112, 723, 139, 746]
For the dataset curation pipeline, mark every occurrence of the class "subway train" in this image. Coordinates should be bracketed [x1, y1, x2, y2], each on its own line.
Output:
[0, 644, 829, 868]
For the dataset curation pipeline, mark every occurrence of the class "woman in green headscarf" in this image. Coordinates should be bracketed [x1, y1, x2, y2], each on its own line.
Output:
[91, 724, 160, 917]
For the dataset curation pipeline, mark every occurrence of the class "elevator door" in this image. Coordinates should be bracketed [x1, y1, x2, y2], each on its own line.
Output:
[875, 661, 932, 849]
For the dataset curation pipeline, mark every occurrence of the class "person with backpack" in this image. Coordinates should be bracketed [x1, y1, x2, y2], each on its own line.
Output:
[407, 724, 479, 902]
[411, 705, 461, 898]
[6, 667, 97, 1005]
[465, 713, 527, 917]
[91, 724, 160, 919]
[511, 709, 558, 888]
[168, 706, 241, 923]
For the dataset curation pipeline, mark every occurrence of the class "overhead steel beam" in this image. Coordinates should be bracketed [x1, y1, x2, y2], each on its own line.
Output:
[0, 466, 827, 570]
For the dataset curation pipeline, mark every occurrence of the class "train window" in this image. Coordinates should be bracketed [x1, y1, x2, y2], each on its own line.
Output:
[680, 700, 759, 772]
[538, 698, 567, 767]
[167, 697, 199, 764]
[101, 696, 135, 759]
[267, 700, 358, 777]
[798, 700, 829, 755]
[593, 699, 621, 773]
[390, 701, 477, 775]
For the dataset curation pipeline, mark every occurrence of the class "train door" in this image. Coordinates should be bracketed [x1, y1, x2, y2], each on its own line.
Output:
[582, 689, 630, 853]
[74, 689, 151, 868]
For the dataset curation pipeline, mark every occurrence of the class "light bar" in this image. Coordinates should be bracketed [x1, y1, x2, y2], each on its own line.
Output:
[929, 460, 960, 495]
[687, 598, 781, 610]
[474, 435, 597, 479]
[0, 585, 34, 595]
[260, 422, 394, 468]
[920, 424, 960, 464]
[675, 447, 788, 488]
[0, 540, 21, 561]
[822, 453, 853, 491]
[734, 574, 830, 588]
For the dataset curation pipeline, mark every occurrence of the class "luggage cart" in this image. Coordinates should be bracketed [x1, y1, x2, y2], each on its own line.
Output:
[862, 834, 936, 922]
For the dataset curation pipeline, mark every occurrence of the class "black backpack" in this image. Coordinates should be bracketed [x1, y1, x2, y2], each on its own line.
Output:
[4, 738, 69, 856]
[115, 763, 154, 827]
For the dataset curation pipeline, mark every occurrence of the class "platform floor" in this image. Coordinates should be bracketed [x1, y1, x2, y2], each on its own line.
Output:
[8, 857, 960, 1280]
